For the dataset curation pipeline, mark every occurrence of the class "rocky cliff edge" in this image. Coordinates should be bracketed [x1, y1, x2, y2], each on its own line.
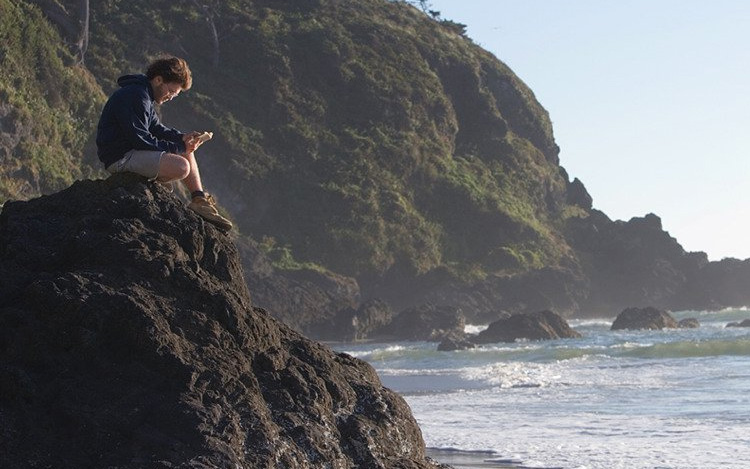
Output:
[0, 174, 445, 469]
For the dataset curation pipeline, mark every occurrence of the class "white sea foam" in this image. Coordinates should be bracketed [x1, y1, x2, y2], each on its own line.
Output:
[464, 323, 489, 334]
[338, 343, 413, 359]
[377, 367, 454, 376]
[334, 309, 750, 469]
[459, 361, 564, 388]
[568, 317, 613, 328]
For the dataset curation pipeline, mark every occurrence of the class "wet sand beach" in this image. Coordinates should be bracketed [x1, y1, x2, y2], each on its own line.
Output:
[427, 448, 563, 469]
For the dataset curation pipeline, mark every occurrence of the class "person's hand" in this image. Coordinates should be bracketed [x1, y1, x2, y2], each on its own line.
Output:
[183, 131, 202, 153]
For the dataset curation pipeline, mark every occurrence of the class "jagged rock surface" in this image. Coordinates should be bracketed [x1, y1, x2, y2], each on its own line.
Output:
[473, 310, 582, 344]
[678, 318, 700, 329]
[436, 336, 476, 352]
[321, 298, 395, 342]
[383, 303, 466, 342]
[0, 174, 445, 469]
[235, 236, 362, 339]
[610, 306, 678, 331]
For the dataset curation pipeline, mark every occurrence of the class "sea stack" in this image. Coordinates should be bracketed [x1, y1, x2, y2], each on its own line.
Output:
[611, 306, 678, 330]
[0, 174, 446, 469]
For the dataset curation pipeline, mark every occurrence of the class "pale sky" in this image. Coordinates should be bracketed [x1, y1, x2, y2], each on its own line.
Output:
[429, 0, 750, 260]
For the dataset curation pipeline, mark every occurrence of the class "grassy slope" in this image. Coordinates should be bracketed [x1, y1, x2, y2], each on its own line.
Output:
[5, 0, 584, 289]
[0, 0, 104, 201]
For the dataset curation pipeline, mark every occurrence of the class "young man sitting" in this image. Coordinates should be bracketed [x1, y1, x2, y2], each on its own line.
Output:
[96, 56, 232, 231]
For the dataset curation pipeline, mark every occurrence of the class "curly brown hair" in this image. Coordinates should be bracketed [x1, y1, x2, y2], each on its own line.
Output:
[145, 56, 192, 90]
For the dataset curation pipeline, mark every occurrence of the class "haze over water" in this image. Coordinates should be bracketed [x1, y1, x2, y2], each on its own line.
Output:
[336, 309, 750, 469]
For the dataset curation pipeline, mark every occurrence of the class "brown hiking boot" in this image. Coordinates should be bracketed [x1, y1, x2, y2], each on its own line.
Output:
[188, 193, 233, 231]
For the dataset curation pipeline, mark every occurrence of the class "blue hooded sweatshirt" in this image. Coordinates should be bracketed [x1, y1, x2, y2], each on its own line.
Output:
[96, 74, 186, 168]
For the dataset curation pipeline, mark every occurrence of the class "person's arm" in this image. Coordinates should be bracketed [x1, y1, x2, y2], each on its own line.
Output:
[151, 119, 186, 148]
[114, 91, 186, 154]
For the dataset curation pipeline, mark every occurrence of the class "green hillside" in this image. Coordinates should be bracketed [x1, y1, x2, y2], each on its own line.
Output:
[11, 0, 733, 320]
[4, 0, 585, 284]
[0, 0, 103, 200]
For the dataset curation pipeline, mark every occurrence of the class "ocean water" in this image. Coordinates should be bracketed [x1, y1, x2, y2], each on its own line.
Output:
[333, 309, 750, 469]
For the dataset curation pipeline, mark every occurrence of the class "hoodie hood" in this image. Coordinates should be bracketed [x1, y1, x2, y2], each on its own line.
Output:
[117, 74, 149, 88]
[117, 74, 154, 101]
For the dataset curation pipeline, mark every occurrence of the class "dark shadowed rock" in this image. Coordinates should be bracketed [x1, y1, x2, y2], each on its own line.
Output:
[306, 298, 394, 342]
[611, 307, 678, 330]
[384, 303, 465, 341]
[376, 265, 588, 326]
[437, 335, 476, 352]
[0, 174, 444, 469]
[566, 212, 703, 316]
[235, 236, 362, 338]
[323, 298, 394, 342]
[566, 177, 593, 210]
[473, 310, 581, 344]
[726, 319, 750, 328]
[676, 258, 750, 311]
[678, 318, 700, 329]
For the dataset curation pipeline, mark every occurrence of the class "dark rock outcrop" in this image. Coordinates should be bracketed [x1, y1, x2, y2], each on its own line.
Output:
[374, 266, 588, 326]
[383, 303, 465, 342]
[726, 319, 750, 328]
[437, 336, 476, 352]
[678, 318, 700, 329]
[473, 310, 581, 344]
[236, 237, 362, 339]
[566, 212, 701, 316]
[610, 307, 678, 331]
[320, 298, 394, 342]
[566, 177, 593, 210]
[0, 174, 444, 469]
[677, 258, 750, 311]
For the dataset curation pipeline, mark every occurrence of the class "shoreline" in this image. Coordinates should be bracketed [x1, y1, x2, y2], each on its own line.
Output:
[426, 448, 564, 469]
[426, 448, 519, 468]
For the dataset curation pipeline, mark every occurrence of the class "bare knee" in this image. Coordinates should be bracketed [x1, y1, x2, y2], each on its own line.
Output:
[175, 158, 190, 180]
[158, 153, 190, 181]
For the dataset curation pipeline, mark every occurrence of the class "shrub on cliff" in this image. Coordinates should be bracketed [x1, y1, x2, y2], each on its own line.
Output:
[0, 0, 104, 201]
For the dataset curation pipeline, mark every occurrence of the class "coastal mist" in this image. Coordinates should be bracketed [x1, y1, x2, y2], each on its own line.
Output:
[335, 309, 750, 469]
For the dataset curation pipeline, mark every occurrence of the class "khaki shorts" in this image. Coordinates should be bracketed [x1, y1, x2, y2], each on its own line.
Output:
[106, 150, 164, 179]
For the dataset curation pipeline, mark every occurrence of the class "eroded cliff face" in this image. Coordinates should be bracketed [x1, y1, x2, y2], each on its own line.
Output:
[0, 174, 445, 469]
[7, 0, 750, 337]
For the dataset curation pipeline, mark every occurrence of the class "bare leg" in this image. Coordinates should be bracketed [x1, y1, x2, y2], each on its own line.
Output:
[180, 150, 203, 194]
[157, 152, 190, 182]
